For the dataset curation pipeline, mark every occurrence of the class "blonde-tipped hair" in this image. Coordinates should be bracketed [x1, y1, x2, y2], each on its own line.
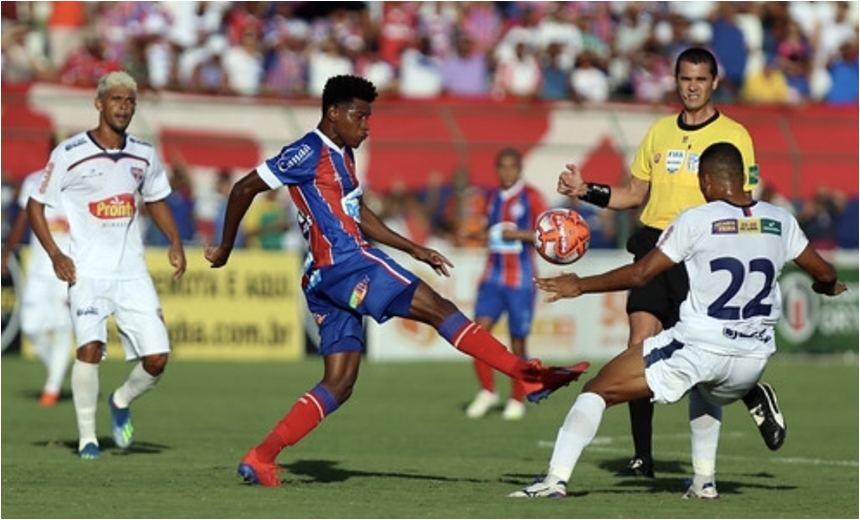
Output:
[97, 71, 138, 98]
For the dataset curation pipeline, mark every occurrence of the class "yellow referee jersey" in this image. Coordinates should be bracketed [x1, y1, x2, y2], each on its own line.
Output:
[630, 111, 758, 230]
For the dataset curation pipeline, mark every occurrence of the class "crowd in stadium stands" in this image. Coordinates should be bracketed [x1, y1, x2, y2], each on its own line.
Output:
[1, 1, 857, 251]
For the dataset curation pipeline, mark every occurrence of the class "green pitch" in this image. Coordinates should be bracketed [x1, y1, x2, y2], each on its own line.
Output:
[2, 354, 857, 518]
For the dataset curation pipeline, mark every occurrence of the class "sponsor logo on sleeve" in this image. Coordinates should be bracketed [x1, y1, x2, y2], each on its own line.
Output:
[712, 219, 738, 234]
[761, 218, 782, 235]
[276, 143, 313, 172]
[747, 164, 760, 186]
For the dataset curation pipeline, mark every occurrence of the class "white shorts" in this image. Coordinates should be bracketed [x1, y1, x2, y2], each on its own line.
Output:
[643, 328, 769, 406]
[21, 273, 72, 334]
[68, 276, 170, 361]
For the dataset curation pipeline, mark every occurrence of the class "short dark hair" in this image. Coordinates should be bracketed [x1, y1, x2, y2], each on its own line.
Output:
[321, 75, 378, 113]
[675, 47, 718, 78]
[699, 142, 744, 185]
[495, 147, 522, 167]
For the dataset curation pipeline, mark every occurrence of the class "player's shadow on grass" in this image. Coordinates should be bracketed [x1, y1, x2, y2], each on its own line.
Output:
[283, 459, 485, 484]
[35, 437, 170, 456]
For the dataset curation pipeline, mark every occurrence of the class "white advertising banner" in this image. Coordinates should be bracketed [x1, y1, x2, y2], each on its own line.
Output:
[366, 245, 633, 363]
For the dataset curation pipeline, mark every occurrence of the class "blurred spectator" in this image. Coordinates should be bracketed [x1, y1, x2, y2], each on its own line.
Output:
[416, 168, 456, 241]
[416, 1, 458, 59]
[141, 7, 178, 91]
[59, 31, 121, 88]
[398, 35, 443, 98]
[798, 187, 847, 252]
[539, 41, 573, 101]
[378, 180, 433, 247]
[812, 1, 857, 69]
[2, 23, 55, 83]
[759, 182, 797, 215]
[824, 38, 860, 104]
[379, 1, 418, 71]
[242, 188, 291, 250]
[307, 36, 354, 97]
[570, 49, 610, 104]
[710, 3, 748, 101]
[145, 152, 198, 246]
[534, 2, 581, 71]
[356, 40, 398, 97]
[46, 1, 89, 69]
[190, 35, 232, 95]
[491, 39, 541, 101]
[740, 55, 794, 105]
[608, 3, 654, 96]
[440, 33, 487, 97]
[223, 27, 264, 96]
[213, 171, 245, 248]
[630, 42, 674, 104]
[458, 2, 503, 56]
[261, 27, 308, 98]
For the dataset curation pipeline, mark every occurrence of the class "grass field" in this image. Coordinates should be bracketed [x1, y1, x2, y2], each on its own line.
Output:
[2, 353, 857, 519]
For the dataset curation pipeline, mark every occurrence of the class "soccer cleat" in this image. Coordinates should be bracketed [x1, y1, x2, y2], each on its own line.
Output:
[682, 481, 719, 500]
[237, 448, 283, 487]
[743, 382, 786, 451]
[79, 443, 100, 460]
[465, 389, 500, 418]
[501, 399, 526, 421]
[39, 391, 60, 407]
[524, 361, 590, 403]
[108, 392, 134, 449]
[614, 457, 655, 478]
[508, 477, 567, 498]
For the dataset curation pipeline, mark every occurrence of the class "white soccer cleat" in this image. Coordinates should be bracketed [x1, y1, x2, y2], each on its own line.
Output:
[682, 481, 719, 500]
[508, 478, 567, 498]
[465, 389, 499, 418]
[501, 399, 526, 420]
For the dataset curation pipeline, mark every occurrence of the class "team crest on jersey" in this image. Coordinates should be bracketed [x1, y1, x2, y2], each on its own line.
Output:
[88, 193, 136, 219]
[130, 166, 145, 183]
[712, 219, 739, 234]
[510, 200, 524, 220]
[665, 150, 684, 173]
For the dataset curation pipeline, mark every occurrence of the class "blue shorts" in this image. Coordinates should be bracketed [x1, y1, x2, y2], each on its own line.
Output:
[304, 248, 419, 355]
[474, 280, 535, 338]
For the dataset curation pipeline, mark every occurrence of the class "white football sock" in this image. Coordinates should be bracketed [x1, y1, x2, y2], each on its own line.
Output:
[689, 387, 721, 481]
[112, 362, 160, 409]
[546, 392, 607, 483]
[72, 360, 100, 450]
[28, 331, 51, 366]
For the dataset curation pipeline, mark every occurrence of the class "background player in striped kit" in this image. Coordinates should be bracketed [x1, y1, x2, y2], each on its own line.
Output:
[464, 147, 548, 421]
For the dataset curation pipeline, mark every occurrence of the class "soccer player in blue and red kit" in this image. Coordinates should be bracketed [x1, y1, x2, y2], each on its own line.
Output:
[465, 147, 549, 421]
[204, 75, 590, 487]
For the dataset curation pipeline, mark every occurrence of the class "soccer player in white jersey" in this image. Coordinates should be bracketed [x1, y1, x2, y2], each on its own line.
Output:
[27, 71, 187, 460]
[509, 142, 846, 500]
[1, 163, 73, 407]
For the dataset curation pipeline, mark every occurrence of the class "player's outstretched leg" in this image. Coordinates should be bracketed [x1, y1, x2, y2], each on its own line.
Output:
[742, 382, 786, 450]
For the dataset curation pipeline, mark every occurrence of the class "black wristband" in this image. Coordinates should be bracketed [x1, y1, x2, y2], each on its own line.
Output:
[812, 279, 837, 295]
[579, 182, 611, 208]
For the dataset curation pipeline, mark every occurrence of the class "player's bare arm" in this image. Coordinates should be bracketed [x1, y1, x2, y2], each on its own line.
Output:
[359, 202, 453, 277]
[146, 199, 187, 280]
[793, 245, 848, 296]
[205, 170, 268, 268]
[26, 198, 76, 283]
[1, 204, 30, 275]
[558, 164, 650, 210]
[535, 247, 675, 302]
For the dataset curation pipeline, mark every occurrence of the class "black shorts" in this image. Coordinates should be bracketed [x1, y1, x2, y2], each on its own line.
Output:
[624, 226, 689, 328]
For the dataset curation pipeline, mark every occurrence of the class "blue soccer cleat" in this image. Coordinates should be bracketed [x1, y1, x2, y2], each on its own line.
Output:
[79, 442, 100, 460]
[108, 392, 134, 449]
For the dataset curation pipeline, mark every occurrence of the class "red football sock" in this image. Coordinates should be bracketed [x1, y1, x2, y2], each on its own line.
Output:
[453, 323, 530, 380]
[473, 359, 496, 392]
[510, 377, 526, 402]
[255, 392, 327, 463]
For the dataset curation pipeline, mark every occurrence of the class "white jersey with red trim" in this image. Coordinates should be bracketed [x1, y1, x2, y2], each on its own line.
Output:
[18, 170, 71, 277]
[30, 131, 171, 280]
[657, 199, 809, 357]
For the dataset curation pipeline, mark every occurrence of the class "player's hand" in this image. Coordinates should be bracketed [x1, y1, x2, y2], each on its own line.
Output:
[50, 252, 76, 284]
[558, 163, 586, 197]
[812, 279, 848, 296]
[534, 272, 582, 302]
[168, 243, 187, 281]
[412, 246, 454, 277]
[204, 243, 231, 268]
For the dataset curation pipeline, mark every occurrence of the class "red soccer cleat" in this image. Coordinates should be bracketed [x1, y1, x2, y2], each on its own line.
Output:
[237, 448, 284, 487]
[523, 361, 590, 403]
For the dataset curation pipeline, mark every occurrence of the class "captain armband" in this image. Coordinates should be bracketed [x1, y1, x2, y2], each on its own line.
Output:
[578, 182, 611, 208]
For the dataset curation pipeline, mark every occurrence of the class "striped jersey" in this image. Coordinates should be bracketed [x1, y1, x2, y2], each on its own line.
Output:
[631, 111, 758, 230]
[257, 130, 368, 272]
[657, 199, 808, 357]
[30, 131, 171, 279]
[17, 170, 71, 277]
[480, 179, 547, 288]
